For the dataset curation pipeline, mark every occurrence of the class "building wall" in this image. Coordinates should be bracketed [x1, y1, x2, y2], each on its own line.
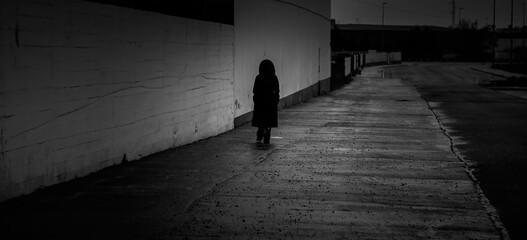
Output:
[0, 0, 234, 202]
[233, 0, 331, 121]
[364, 51, 387, 65]
[364, 51, 402, 65]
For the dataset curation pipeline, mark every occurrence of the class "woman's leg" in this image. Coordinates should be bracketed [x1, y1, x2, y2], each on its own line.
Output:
[263, 127, 271, 144]
[256, 127, 264, 142]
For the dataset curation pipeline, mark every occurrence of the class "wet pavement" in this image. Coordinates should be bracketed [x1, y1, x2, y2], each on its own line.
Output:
[391, 62, 526, 240]
[0, 66, 503, 239]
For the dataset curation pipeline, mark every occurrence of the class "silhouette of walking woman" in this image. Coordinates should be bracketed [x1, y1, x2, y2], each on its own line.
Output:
[252, 59, 280, 144]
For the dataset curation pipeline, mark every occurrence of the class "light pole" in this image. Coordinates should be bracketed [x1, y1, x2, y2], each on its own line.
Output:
[523, 2, 525, 62]
[458, 7, 463, 27]
[381, 2, 387, 51]
[493, 0, 496, 64]
[523, 2, 526, 28]
[493, 0, 496, 31]
[382, 2, 386, 26]
[452, 0, 456, 28]
[511, 0, 514, 64]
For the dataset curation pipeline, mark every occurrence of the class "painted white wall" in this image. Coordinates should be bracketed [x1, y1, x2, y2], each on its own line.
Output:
[233, 0, 331, 118]
[364, 52, 401, 64]
[365, 52, 388, 64]
[388, 52, 402, 62]
[344, 57, 351, 76]
[0, 0, 234, 201]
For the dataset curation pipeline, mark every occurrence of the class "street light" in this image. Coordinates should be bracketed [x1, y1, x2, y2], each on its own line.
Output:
[523, 2, 525, 28]
[523, 2, 525, 58]
[493, 0, 496, 31]
[451, 0, 456, 28]
[458, 7, 463, 27]
[510, 0, 514, 64]
[382, 2, 387, 26]
[381, 2, 387, 51]
[493, 0, 496, 64]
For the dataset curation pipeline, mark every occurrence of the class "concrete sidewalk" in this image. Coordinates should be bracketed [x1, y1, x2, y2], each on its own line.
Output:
[0, 67, 502, 239]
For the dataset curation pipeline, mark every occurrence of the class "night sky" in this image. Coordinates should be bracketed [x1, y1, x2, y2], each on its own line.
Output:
[331, 0, 525, 28]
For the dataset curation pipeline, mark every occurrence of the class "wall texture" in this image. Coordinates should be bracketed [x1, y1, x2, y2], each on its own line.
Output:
[0, 0, 234, 202]
[0, 0, 331, 202]
[233, 0, 331, 121]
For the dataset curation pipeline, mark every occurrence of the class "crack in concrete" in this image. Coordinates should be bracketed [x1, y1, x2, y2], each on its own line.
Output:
[411, 82, 511, 240]
[7, 84, 173, 141]
[5, 73, 232, 143]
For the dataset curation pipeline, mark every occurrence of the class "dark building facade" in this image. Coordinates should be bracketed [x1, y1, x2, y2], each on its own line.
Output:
[332, 23, 501, 62]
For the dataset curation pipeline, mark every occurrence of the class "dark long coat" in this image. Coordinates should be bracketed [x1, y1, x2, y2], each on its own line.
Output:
[251, 71, 280, 128]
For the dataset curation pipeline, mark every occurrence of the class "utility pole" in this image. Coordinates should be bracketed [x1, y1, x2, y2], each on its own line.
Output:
[493, 0, 496, 64]
[493, 0, 496, 31]
[523, 2, 526, 28]
[382, 2, 386, 26]
[381, 2, 386, 51]
[520, 2, 527, 62]
[459, 7, 463, 27]
[451, 0, 456, 28]
[511, 0, 514, 65]
[523, 2, 525, 62]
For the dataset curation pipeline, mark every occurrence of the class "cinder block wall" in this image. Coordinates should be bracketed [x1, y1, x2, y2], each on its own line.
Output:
[233, 0, 331, 123]
[0, 0, 234, 202]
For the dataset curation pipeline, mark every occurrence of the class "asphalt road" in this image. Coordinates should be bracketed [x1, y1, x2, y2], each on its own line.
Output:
[390, 62, 527, 240]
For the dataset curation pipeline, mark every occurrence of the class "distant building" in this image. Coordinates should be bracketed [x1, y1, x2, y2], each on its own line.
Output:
[332, 23, 508, 62]
[332, 23, 450, 61]
[494, 29, 527, 62]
